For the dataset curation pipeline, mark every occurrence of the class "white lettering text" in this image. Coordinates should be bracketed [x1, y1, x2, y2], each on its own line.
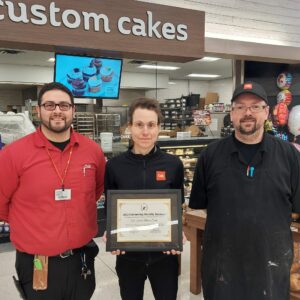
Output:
[31, 4, 47, 25]
[177, 24, 188, 41]
[62, 9, 81, 29]
[6, 1, 28, 23]
[118, 16, 131, 35]
[49, 1, 61, 27]
[82, 11, 110, 32]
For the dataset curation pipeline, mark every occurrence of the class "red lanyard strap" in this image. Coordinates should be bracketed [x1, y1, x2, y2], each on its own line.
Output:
[46, 146, 73, 190]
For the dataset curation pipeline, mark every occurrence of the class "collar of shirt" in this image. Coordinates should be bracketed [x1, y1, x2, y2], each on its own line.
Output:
[127, 145, 160, 161]
[229, 131, 269, 154]
[34, 127, 79, 150]
[228, 132, 270, 166]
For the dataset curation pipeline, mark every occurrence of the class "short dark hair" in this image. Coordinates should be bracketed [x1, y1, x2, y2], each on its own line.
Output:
[128, 97, 163, 125]
[38, 82, 74, 105]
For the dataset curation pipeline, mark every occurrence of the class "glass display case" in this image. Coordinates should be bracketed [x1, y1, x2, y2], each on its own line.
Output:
[157, 137, 218, 201]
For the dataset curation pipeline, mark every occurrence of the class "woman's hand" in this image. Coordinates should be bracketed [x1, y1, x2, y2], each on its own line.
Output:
[163, 231, 187, 255]
[102, 231, 125, 255]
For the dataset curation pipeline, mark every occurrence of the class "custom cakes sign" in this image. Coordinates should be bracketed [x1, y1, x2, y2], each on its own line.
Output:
[0, 0, 205, 62]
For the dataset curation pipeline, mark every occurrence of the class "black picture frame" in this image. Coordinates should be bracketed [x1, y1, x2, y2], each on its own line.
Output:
[106, 189, 182, 252]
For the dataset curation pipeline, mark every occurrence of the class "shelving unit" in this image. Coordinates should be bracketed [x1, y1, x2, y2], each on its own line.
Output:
[95, 113, 121, 142]
[73, 112, 95, 140]
[160, 97, 193, 130]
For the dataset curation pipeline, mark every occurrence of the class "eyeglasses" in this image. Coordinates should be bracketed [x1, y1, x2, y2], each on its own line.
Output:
[40, 102, 74, 111]
[132, 121, 158, 130]
[232, 104, 267, 113]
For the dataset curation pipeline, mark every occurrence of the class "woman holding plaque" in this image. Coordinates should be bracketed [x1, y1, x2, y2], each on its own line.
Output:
[104, 97, 184, 300]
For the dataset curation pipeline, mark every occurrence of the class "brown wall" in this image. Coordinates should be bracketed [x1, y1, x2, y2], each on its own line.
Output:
[0, 0, 204, 62]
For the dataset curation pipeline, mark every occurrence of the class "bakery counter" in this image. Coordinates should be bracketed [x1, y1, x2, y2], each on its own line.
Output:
[157, 136, 219, 148]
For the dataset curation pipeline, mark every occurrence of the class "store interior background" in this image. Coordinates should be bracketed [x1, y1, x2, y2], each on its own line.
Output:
[0, 50, 233, 117]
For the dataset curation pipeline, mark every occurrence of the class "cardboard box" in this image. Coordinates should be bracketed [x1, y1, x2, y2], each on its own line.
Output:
[199, 98, 205, 109]
[205, 92, 219, 105]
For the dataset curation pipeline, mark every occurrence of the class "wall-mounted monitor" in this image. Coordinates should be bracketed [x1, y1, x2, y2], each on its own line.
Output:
[54, 53, 123, 99]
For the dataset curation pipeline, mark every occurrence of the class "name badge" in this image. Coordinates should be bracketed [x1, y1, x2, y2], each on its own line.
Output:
[55, 189, 72, 201]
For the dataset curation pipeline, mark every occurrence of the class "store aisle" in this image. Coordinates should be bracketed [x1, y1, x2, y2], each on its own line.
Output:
[0, 239, 203, 300]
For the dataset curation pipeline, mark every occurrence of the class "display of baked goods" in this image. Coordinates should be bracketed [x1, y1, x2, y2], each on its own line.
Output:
[100, 66, 114, 82]
[90, 58, 102, 74]
[88, 76, 102, 93]
[71, 78, 86, 96]
[82, 65, 97, 82]
[184, 169, 194, 181]
[185, 148, 194, 155]
[294, 242, 300, 261]
[67, 67, 82, 84]
[292, 213, 300, 221]
[290, 240, 300, 294]
[291, 273, 300, 291]
[175, 149, 184, 155]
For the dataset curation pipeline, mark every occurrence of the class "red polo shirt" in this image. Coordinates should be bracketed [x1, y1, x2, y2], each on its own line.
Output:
[0, 128, 105, 256]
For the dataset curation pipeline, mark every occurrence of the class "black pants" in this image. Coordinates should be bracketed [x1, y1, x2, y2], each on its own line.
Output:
[116, 255, 179, 300]
[15, 244, 98, 300]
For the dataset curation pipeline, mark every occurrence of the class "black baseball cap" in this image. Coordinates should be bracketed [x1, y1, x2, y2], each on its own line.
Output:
[231, 81, 268, 105]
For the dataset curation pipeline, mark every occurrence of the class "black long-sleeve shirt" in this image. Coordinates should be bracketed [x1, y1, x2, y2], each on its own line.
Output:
[104, 146, 184, 262]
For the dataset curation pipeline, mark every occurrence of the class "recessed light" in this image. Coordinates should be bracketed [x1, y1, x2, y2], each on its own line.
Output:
[48, 58, 55, 62]
[187, 74, 221, 78]
[139, 65, 180, 70]
[197, 57, 221, 62]
[168, 82, 176, 85]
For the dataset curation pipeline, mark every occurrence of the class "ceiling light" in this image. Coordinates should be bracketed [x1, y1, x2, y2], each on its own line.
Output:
[138, 65, 180, 70]
[196, 57, 221, 62]
[187, 74, 220, 78]
[48, 58, 55, 62]
[168, 82, 176, 85]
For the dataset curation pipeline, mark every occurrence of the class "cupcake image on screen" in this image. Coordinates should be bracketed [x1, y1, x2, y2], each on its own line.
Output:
[82, 65, 97, 82]
[71, 78, 86, 96]
[100, 66, 114, 82]
[90, 58, 102, 75]
[88, 76, 102, 93]
[67, 68, 82, 84]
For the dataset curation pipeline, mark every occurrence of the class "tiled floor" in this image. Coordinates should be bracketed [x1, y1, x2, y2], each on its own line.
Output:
[0, 238, 204, 300]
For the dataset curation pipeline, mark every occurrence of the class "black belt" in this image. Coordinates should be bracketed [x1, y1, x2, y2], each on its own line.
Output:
[17, 248, 83, 259]
[56, 247, 82, 259]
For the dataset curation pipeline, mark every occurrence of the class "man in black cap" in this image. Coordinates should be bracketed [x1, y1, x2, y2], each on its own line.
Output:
[189, 81, 300, 300]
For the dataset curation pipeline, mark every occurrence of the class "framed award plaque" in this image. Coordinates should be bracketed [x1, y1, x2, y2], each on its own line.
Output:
[106, 189, 182, 252]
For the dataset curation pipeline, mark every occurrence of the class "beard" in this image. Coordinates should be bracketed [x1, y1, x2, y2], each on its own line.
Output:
[238, 116, 260, 136]
[41, 112, 73, 134]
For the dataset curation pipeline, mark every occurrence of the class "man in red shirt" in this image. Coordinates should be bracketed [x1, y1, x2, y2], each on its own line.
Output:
[0, 82, 106, 300]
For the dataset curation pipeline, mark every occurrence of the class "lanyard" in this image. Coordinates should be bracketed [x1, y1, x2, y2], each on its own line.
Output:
[46, 146, 73, 191]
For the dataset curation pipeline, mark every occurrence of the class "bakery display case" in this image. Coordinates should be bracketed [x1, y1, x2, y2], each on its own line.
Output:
[157, 137, 218, 201]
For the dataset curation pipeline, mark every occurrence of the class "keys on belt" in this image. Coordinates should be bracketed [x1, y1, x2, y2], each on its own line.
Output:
[80, 252, 91, 280]
[56, 248, 92, 279]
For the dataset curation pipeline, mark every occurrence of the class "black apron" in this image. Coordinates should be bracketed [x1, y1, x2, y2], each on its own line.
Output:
[202, 150, 293, 300]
